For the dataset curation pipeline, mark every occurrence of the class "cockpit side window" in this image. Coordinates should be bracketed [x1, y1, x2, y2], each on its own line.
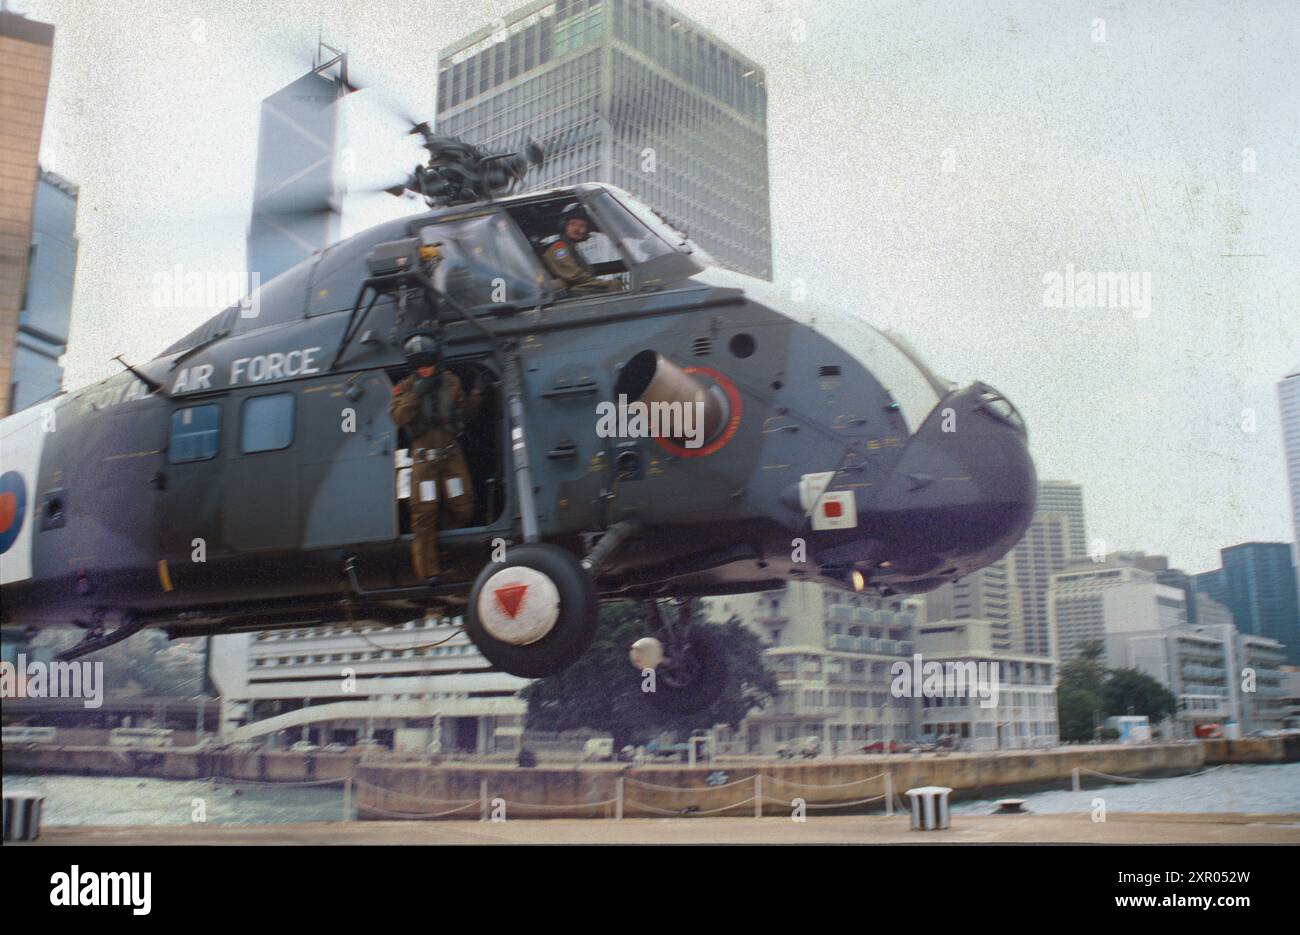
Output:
[583, 190, 677, 265]
[422, 212, 549, 310]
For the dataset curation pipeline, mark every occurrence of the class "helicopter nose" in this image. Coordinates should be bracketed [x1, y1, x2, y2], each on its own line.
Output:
[852, 381, 1036, 591]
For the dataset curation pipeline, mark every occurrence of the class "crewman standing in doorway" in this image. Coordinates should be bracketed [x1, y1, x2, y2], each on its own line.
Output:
[390, 328, 484, 584]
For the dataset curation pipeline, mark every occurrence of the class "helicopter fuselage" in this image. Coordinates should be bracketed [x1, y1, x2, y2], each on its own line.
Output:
[0, 184, 1036, 646]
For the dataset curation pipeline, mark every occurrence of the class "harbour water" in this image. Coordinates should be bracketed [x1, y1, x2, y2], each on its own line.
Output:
[3, 774, 347, 826]
[951, 762, 1300, 815]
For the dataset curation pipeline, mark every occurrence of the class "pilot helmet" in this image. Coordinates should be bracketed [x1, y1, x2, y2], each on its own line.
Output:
[401, 329, 442, 368]
[560, 202, 592, 229]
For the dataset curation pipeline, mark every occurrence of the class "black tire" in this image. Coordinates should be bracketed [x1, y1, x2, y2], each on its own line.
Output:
[643, 622, 728, 715]
[465, 543, 597, 678]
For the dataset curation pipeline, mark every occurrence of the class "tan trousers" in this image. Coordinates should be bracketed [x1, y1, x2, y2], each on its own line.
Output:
[409, 446, 474, 578]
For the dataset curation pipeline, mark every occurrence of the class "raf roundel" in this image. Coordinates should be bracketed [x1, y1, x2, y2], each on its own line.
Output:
[0, 471, 27, 555]
[475, 565, 561, 646]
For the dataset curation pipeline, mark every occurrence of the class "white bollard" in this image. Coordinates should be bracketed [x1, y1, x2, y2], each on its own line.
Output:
[884, 773, 893, 817]
[3, 792, 45, 841]
[905, 786, 953, 830]
[1072, 766, 1081, 792]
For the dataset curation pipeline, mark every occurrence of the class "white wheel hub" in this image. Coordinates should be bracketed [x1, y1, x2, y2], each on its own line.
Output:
[477, 565, 561, 645]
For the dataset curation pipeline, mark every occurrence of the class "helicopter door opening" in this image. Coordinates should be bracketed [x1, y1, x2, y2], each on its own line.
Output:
[504, 196, 628, 298]
[388, 359, 504, 536]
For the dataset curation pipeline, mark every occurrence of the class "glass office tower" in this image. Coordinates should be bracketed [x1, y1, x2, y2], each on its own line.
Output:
[437, 0, 772, 280]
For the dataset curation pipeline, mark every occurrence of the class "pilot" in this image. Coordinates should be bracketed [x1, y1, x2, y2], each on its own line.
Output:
[540, 204, 623, 295]
[389, 328, 485, 584]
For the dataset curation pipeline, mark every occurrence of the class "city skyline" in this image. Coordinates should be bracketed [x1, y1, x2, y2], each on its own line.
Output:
[14, 0, 1299, 574]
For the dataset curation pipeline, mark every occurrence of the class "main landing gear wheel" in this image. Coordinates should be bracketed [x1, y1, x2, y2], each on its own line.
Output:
[465, 543, 598, 679]
[635, 602, 728, 715]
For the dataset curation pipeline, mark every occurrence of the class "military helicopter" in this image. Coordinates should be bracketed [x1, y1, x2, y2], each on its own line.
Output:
[0, 130, 1037, 713]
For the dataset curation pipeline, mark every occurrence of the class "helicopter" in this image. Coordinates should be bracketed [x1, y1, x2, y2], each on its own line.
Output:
[0, 132, 1037, 714]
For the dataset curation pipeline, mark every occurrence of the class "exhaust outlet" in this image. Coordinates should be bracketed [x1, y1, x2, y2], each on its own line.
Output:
[613, 350, 726, 446]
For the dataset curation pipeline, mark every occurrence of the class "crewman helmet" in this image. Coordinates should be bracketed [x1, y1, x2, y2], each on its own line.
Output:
[401, 329, 442, 368]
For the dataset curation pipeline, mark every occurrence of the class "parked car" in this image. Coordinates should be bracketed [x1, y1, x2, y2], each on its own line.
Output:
[323, 743, 348, 753]
[290, 741, 320, 753]
[646, 734, 690, 760]
[777, 735, 821, 759]
[860, 740, 900, 754]
[583, 737, 615, 761]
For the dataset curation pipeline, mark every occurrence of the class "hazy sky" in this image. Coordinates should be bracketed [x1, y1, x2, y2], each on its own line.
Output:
[18, 0, 1300, 574]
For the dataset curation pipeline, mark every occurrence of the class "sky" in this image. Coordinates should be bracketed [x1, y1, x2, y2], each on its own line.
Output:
[16, 0, 1300, 575]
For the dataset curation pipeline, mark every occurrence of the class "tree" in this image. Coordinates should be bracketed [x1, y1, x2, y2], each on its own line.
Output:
[1102, 668, 1177, 724]
[1057, 685, 1103, 743]
[1057, 640, 1106, 742]
[1053, 641, 1178, 740]
[1059, 640, 1106, 693]
[522, 602, 777, 748]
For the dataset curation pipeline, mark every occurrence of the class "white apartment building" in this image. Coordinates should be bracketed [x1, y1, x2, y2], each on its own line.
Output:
[701, 582, 919, 753]
[914, 618, 1059, 750]
[1114, 625, 1231, 736]
[1233, 633, 1289, 732]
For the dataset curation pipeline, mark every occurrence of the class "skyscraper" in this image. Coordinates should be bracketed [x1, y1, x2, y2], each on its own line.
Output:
[1005, 479, 1088, 658]
[1196, 542, 1300, 665]
[246, 49, 350, 284]
[12, 169, 78, 412]
[436, 0, 772, 280]
[0, 10, 55, 415]
[923, 557, 1021, 652]
[1036, 479, 1088, 562]
[1280, 369, 1300, 594]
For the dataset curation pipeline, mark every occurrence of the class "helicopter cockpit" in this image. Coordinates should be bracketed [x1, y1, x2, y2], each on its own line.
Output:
[414, 183, 704, 311]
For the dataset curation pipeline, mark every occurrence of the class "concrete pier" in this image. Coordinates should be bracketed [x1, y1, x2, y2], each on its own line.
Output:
[13, 812, 1300, 846]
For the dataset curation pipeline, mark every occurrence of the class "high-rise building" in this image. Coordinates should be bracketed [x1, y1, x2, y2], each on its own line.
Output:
[1036, 479, 1087, 562]
[1048, 561, 1187, 661]
[246, 50, 350, 284]
[1002, 480, 1089, 659]
[923, 557, 1021, 652]
[0, 10, 55, 414]
[1010, 510, 1072, 658]
[1280, 369, 1300, 593]
[11, 169, 78, 412]
[1195, 542, 1300, 665]
[436, 0, 772, 280]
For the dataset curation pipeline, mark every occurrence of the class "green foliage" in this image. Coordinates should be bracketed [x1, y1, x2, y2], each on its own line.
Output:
[1103, 668, 1178, 723]
[522, 602, 777, 748]
[1054, 641, 1178, 740]
[1057, 685, 1102, 743]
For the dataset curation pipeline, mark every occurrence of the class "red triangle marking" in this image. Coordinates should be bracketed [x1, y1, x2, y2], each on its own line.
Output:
[494, 583, 529, 619]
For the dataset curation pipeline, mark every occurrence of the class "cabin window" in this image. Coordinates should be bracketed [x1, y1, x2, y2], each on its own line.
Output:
[168, 404, 221, 463]
[240, 393, 295, 453]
